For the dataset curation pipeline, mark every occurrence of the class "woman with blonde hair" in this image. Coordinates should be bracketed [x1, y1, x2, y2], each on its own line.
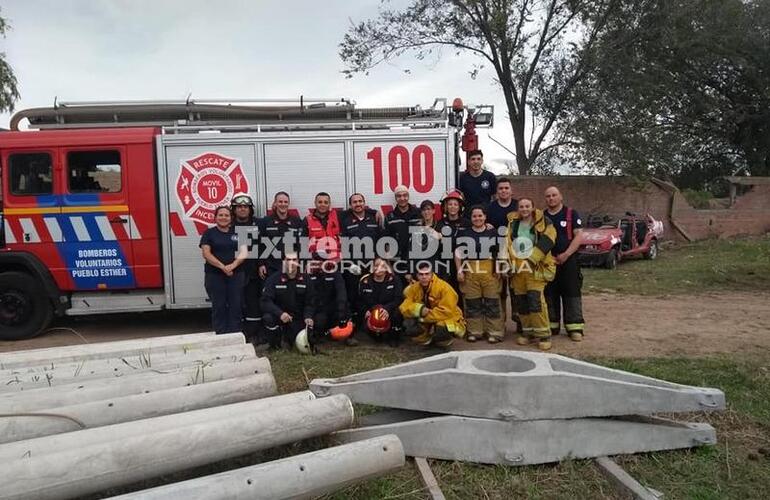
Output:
[505, 198, 557, 350]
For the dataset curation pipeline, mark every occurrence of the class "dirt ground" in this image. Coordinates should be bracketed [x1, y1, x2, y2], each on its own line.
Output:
[2, 291, 768, 358]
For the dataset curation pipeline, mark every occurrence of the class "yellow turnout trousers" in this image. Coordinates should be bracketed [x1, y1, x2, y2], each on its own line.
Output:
[510, 269, 550, 340]
[460, 260, 503, 339]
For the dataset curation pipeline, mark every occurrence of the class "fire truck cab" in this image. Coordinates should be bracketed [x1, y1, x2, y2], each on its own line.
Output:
[0, 97, 492, 340]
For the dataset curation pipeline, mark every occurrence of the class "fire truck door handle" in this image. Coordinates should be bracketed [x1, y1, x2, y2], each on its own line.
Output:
[110, 216, 128, 224]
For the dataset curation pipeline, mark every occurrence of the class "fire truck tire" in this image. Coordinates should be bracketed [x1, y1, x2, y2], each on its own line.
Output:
[0, 272, 53, 340]
[644, 239, 658, 260]
[604, 249, 618, 270]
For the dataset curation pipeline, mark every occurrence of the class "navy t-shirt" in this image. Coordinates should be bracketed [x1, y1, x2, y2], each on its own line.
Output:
[199, 226, 240, 274]
[456, 226, 499, 260]
[486, 199, 518, 230]
[458, 170, 497, 206]
[545, 206, 583, 254]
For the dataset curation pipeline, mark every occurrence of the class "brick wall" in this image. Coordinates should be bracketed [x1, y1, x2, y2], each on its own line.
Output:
[507, 175, 770, 241]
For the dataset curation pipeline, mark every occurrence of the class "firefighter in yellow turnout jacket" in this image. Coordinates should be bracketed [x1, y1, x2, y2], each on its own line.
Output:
[506, 199, 557, 351]
[400, 263, 466, 348]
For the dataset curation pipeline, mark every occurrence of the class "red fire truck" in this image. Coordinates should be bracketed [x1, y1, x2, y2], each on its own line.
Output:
[0, 97, 492, 340]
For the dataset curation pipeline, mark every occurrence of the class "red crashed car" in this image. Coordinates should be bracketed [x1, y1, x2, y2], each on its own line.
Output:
[578, 212, 664, 269]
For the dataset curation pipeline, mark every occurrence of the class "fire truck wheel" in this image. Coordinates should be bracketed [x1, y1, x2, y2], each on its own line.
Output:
[0, 272, 53, 340]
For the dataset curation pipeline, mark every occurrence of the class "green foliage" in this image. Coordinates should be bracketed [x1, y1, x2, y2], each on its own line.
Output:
[0, 8, 19, 113]
[339, 0, 622, 175]
[683, 189, 715, 209]
[563, 0, 770, 189]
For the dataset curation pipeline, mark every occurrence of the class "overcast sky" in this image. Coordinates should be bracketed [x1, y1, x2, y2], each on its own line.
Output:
[0, 0, 517, 173]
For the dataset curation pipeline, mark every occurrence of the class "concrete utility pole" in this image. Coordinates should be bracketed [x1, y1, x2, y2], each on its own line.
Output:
[0, 391, 315, 462]
[0, 344, 260, 392]
[110, 435, 405, 500]
[0, 332, 245, 370]
[0, 373, 277, 443]
[0, 357, 269, 413]
[0, 394, 355, 500]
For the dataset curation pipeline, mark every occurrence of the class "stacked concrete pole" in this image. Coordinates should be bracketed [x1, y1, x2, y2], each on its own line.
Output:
[0, 332, 275, 444]
[0, 332, 408, 500]
[0, 394, 356, 500]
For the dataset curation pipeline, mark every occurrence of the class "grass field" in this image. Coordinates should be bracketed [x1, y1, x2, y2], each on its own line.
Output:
[582, 236, 770, 295]
[99, 237, 770, 499]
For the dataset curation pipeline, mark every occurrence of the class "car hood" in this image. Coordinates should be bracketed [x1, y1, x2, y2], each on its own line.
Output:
[581, 228, 622, 244]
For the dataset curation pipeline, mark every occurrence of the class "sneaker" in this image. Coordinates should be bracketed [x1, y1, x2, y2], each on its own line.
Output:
[345, 337, 359, 347]
[487, 336, 501, 344]
[466, 334, 479, 343]
[538, 339, 552, 351]
[569, 332, 583, 342]
[515, 335, 529, 346]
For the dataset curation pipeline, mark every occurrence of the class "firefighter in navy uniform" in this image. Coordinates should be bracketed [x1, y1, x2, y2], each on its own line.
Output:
[340, 193, 382, 329]
[259, 191, 302, 280]
[457, 149, 497, 207]
[306, 259, 353, 346]
[384, 185, 422, 284]
[358, 257, 404, 345]
[231, 195, 264, 344]
[435, 189, 470, 296]
[260, 252, 313, 350]
[544, 186, 585, 341]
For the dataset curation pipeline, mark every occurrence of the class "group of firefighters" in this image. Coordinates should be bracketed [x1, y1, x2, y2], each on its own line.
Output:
[199, 150, 586, 353]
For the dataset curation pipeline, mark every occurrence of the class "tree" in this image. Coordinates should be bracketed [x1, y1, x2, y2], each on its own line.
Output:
[340, 0, 620, 175]
[562, 0, 770, 190]
[0, 8, 19, 113]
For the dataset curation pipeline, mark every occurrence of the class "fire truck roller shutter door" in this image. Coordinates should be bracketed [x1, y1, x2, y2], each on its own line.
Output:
[263, 143, 347, 225]
[352, 140, 449, 218]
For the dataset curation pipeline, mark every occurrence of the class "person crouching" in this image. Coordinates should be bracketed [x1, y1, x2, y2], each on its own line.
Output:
[358, 257, 404, 346]
[399, 262, 465, 348]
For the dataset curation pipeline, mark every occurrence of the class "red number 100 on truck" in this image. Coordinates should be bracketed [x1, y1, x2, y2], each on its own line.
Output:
[0, 97, 492, 340]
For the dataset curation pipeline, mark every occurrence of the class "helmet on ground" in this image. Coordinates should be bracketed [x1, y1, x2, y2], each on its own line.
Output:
[231, 194, 254, 207]
[366, 306, 391, 334]
[329, 320, 354, 341]
[295, 328, 312, 354]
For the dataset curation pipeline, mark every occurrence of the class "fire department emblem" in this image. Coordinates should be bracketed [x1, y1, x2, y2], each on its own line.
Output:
[175, 152, 249, 225]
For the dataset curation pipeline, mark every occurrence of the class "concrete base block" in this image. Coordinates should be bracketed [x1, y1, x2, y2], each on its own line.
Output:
[311, 351, 725, 419]
[108, 435, 405, 500]
[335, 412, 716, 465]
[0, 344, 258, 392]
[0, 332, 242, 370]
[0, 372, 277, 443]
[0, 394, 354, 500]
[0, 391, 315, 462]
[0, 357, 270, 413]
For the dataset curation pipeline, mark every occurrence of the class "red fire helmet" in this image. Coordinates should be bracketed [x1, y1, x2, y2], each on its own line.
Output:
[366, 306, 391, 334]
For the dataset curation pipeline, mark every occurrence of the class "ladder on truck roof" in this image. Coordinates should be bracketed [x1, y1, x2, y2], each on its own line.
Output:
[9, 96, 470, 133]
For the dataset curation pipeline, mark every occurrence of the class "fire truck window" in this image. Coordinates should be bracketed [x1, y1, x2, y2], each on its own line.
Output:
[8, 153, 53, 195]
[67, 150, 121, 193]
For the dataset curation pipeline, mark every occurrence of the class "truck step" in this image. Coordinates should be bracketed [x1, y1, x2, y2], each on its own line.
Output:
[66, 291, 166, 315]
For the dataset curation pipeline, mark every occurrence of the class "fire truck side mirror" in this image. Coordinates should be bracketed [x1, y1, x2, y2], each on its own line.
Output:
[474, 110, 494, 127]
